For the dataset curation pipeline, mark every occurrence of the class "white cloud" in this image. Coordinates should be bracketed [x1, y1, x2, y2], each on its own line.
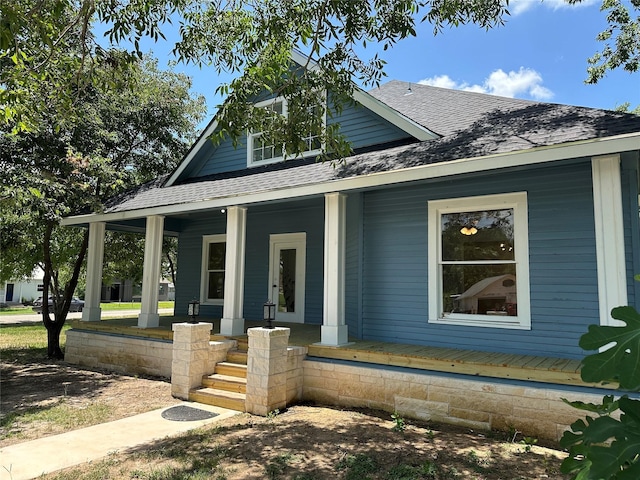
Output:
[418, 67, 554, 101]
[510, 0, 599, 15]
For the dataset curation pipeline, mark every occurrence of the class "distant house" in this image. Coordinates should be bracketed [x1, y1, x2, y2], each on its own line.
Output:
[1, 269, 44, 305]
[62, 51, 640, 439]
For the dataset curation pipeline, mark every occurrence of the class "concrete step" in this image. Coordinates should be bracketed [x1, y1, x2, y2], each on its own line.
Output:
[215, 361, 247, 378]
[226, 350, 248, 365]
[202, 373, 247, 394]
[189, 387, 246, 412]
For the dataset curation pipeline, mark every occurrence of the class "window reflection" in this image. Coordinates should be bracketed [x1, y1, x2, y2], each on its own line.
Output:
[441, 208, 517, 317]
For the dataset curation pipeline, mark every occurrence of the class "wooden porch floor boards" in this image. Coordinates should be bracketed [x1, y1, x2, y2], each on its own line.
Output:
[68, 316, 597, 389]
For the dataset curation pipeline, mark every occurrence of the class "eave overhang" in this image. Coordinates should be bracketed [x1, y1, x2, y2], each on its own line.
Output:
[61, 132, 640, 227]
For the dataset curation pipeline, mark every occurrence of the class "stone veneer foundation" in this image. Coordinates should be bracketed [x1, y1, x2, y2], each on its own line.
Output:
[65, 328, 619, 441]
[303, 359, 614, 441]
[65, 329, 173, 378]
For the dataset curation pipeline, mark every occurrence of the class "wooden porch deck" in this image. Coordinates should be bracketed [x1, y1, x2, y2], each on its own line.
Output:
[68, 316, 595, 389]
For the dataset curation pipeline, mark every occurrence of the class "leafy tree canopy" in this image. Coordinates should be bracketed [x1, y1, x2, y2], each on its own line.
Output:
[0, 15, 205, 355]
[3, 0, 637, 159]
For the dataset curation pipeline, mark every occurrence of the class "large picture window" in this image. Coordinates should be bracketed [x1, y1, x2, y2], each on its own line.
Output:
[201, 234, 226, 304]
[247, 96, 324, 167]
[428, 192, 531, 329]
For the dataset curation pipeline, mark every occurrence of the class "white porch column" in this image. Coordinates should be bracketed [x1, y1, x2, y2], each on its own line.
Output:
[321, 192, 349, 345]
[220, 206, 247, 336]
[81, 222, 105, 322]
[592, 155, 628, 326]
[138, 215, 165, 328]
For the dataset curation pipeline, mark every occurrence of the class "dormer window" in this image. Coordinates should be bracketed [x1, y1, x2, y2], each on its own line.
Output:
[247, 96, 324, 167]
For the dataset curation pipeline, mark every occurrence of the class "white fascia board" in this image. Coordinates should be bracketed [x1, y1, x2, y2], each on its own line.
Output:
[165, 117, 220, 187]
[351, 88, 438, 141]
[61, 132, 640, 226]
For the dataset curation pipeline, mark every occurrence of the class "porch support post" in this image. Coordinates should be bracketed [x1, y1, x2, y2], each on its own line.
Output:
[592, 155, 627, 326]
[81, 222, 105, 322]
[321, 192, 349, 346]
[220, 206, 247, 336]
[138, 215, 164, 328]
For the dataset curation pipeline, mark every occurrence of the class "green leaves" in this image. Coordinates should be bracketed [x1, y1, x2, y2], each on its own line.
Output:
[585, 0, 640, 84]
[560, 396, 640, 479]
[561, 304, 640, 479]
[579, 306, 640, 391]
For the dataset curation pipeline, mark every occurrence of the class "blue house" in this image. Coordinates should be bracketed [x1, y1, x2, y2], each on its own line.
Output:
[63, 52, 640, 437]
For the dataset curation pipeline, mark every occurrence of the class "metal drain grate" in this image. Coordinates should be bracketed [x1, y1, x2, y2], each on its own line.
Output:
[161, 405, 219, 422]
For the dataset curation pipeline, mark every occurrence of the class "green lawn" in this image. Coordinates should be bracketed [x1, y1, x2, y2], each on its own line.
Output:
[100, 301, 174, 311]
[0, 305, 33, 315]
[0, 323, 70, 351]
[0, 301, 174, 316]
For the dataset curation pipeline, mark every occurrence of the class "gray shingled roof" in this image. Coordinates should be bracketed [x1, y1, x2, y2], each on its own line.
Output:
[103, 81, 640, 215]
[368, 80, 539, 137]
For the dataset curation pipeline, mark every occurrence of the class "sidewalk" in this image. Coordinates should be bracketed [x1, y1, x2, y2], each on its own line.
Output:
[0, 403, 239, 480]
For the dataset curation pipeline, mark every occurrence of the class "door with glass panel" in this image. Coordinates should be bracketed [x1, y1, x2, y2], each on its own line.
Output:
[268, 233, 306, 323]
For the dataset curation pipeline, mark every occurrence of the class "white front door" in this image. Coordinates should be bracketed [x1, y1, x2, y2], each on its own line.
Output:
[268, 233, 306, 323]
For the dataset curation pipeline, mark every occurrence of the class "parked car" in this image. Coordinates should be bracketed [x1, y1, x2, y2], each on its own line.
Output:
[32, 296, 85, 313]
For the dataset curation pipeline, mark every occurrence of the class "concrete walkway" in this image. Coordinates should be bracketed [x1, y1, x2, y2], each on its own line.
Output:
[0, 403, 239, 480]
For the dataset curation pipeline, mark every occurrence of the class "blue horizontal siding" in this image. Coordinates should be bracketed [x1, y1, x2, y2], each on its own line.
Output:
[358, 160, 600, 359]
[182, 100, 411, 180]
[175, 214, 227, 319]
[244, 200, 325, 323]
[176, 199, 325, 323]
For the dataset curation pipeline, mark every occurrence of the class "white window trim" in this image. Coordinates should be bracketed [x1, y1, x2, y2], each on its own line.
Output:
[246, 95, 325, 168]
[428, 192, 531, 330]
[201, 234, 226, 306]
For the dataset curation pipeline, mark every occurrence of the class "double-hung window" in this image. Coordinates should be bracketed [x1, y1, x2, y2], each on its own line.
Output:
[428, 192, 531, 329]
[201, 234, 226, 305]
[247, 96, 324, 167]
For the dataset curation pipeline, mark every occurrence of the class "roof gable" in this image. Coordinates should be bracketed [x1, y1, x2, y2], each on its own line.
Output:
[165, 54, 438, 187]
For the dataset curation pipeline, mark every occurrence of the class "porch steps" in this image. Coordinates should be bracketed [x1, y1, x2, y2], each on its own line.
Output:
[214, 361, 247, 378]
[189, 341, 249, 411]
[201, 373, 246, 393]
[189, 388, 246, 411]
[226, 350, 248, 365]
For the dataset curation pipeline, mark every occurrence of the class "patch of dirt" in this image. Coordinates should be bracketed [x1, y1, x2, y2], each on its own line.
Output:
[2, 359, 570, 479]
[0, 359, 180, 447]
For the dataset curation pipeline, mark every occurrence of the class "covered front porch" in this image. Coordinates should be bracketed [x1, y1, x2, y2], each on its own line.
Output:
[66, 314, 591, 389]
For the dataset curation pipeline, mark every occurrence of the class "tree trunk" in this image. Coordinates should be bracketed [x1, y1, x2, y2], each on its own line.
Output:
[41, 222, 90, 360]
[46, 320, 65, 359]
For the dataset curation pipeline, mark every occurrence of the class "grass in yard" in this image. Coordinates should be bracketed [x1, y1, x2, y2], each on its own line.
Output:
[0, 301, 174, 315]
[100, 301, 174, 311]
[0, 323, 69, 350]
[1, 402, 111, 443]
[0, 323, 71, 366]
[0, 305, 34, 315]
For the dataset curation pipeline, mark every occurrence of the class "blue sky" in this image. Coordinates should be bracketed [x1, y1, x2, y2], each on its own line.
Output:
[131, 0, 639, 124]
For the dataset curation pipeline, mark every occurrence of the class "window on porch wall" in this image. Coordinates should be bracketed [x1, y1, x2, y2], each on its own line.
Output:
[201, 234, 226, 304]
[428, 192, 531, 330]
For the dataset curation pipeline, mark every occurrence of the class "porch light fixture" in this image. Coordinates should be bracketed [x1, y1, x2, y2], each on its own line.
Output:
[188, 299, 200, 324]
[263, 300, 275, 329]
[460, 226, 478, 236]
